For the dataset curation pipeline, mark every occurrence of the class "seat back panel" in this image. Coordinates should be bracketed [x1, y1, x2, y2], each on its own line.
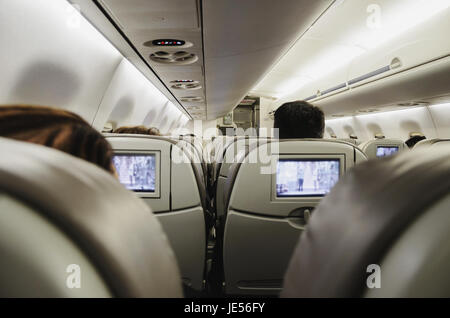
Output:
[0, 138, 182, 297]
[106, 134, 206, 291]
[223, 210, 303, 295]
[222, 139, 366, 295]
[157, 207, 206, 291]
[0, 193, 112, 298]
[359, 138, 407, 159]
[228, 140, 358, 217]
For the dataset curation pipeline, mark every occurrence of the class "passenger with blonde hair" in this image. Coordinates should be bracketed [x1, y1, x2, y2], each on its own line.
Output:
[0, 104, 115, 174]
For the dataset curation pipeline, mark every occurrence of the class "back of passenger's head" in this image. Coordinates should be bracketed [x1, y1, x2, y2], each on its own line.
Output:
[113, 125, 161, 136]
[274, 101, 325, 139]
[405, 134, 426, 149]
[113, 125, 149, 135]
[0, 104, 115, 174]
[148, 127, 161, 136]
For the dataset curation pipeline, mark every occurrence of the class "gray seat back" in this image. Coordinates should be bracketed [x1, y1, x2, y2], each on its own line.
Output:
[171, 136, 208, 185]
[359, 138, 407, 159]
[222, 139, 367, 295]
[0, 138, 182, 297]
[365, 193, 450, 297]
[215, 137, 269, 219]
[339, 138, 361, 146]
[415, 138, 450, 149]
[282, 145, 450, 297]
[106, 134, 207, 291]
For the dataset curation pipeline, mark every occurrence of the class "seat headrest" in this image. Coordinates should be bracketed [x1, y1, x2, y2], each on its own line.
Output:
[415, 138, 450, 148]
[282, 145, 450, 297]
[0, 138, 182, 297]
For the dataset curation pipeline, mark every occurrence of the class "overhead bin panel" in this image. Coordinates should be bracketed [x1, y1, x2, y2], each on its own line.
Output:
[203, 0, 334, 119]
[316, 56, 450, 116]
[313, 6, 450, 116]
[257, 0, 450, 117]
[347, 8, 450, 89]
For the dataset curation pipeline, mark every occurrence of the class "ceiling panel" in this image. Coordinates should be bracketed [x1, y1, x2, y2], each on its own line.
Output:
[98, 0, 335, 121]
[251, 0, 450, 103]
[203, 0, 334, 119]
[100, 0, 199, 29]
[99, 0, 205, 120]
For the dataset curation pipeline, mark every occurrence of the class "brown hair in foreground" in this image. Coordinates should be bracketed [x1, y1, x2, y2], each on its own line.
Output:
[0, 104, 115, 174]
[113, 125, 161, 136]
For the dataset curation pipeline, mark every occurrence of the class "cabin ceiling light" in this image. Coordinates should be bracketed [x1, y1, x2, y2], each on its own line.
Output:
[252, 0, 450, 99]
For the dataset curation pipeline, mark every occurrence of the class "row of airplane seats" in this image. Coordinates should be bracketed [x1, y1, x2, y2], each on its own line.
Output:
[103, 132, 433, 296]
[108, 133, 370, 295]
[2, 131, 450, 297]
[103, 133, 370, 295]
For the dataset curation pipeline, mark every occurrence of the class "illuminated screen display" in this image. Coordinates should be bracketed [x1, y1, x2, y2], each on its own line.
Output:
[276, 159, 340, 197]
[113, 154, 156, 192]
[376, 146, 399, 157]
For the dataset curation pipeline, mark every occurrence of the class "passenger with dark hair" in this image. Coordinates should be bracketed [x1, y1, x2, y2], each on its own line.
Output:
[113, 125, 161, 136]
[405, 133, 426, 149]
[274, 101, 325, 139]
[0, 104, 115, 174]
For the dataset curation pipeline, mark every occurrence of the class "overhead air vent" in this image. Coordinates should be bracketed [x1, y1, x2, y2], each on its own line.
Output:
[180, 96, 204, 103]
[170, 80, 202, 90]
[143, 39, 193, 48]
[149, 51, 198, 65]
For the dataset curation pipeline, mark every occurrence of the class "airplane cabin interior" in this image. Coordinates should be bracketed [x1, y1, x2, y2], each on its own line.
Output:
[0, 0, 450, 301]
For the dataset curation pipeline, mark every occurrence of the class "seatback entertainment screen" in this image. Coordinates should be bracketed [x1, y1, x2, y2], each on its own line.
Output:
[113, 154, 156, 192]
[276, 159, 340, 197]
[376, 146, 399, 157]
